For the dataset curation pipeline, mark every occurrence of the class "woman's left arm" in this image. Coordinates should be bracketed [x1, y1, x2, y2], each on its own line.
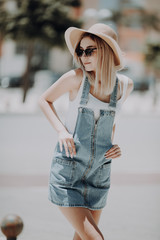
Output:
[105, 124, 121, 159]
[105, 77, 134, 159]
[123, 77, 134, 102]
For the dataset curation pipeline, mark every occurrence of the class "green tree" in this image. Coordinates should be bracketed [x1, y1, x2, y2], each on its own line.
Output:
[0, 1, 8, 54]
[145, 43, 160, 70]
[141, 10, 160, 104]
[1, 0, 81, 102]
[140, 10, 160, 32]
[144, 41, 160, 105]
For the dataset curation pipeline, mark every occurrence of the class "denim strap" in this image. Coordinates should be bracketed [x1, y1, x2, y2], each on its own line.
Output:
[109, 77, 118, 108]
[80, 77, 90, 105]
[80, 76, 118, 108]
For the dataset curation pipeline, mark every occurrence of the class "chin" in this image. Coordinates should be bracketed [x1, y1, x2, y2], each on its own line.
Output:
[84, 66, 94, 72]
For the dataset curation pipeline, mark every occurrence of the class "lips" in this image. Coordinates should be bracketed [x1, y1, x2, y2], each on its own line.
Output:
[84, 62, 90, 65]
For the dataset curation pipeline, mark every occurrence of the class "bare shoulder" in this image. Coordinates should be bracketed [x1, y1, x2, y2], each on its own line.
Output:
[56, 68, 82, 89]
[125, 77, 134, 101]
[71, 68, 83, 90]
[69, 68, 83, 100]
[127, 77, 134, 93]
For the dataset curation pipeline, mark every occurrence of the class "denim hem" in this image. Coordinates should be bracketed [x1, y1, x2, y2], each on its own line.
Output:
[48, 197, 106, 210]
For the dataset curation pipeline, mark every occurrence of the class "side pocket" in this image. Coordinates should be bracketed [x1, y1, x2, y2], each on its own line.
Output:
[96, 161, 111, 189]
[56, 142, 65, 155]
[56, 140, 80, 157]
[50, 157, 77, 187]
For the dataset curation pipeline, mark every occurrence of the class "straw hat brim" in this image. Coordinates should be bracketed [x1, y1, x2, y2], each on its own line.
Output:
[65, 26, 124, 70]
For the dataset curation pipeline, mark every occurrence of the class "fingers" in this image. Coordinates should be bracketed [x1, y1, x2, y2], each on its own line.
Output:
[65, 140, 76, 158]
[63, 140, 70, 158]
[105, 144, 121, 159]
[59, 141, 63, 152]
[70, 140, 76, 156]
[59, 138, 76, 158]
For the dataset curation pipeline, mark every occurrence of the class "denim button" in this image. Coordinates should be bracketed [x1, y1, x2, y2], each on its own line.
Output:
[111, 111, 115, 116]
[100, 110, 104, 116]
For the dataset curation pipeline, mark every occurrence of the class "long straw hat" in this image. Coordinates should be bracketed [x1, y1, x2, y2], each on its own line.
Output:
[65, 23, 124, 70]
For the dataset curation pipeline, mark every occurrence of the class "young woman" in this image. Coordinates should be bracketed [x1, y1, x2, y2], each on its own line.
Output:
[39, 23, 133, 240]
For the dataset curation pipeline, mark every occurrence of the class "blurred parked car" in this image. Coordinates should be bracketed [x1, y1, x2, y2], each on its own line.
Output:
[0, 75, 22, 88]
[34, 70, 62, 92]
[132, 78, 150, 91]
[0, 74, 34, 88]
[119, 64, 150, 91]
[0, 55, 34, 88]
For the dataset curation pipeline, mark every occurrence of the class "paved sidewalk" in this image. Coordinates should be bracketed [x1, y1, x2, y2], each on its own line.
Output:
[0, 87, 160, 239]
[0, 182, 160, 240]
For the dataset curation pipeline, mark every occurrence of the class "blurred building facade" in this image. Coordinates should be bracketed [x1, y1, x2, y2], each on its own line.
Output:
[81, 0, 160, 87]
[0, 0, 160, 88]
[46, 0, 160, 86]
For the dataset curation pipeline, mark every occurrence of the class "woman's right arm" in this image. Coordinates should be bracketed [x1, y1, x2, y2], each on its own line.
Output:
[38, 69, 82, 158]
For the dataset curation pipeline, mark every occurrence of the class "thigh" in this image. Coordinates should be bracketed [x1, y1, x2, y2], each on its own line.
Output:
[90, 209, 103, 225]
[59, 207, 104, 240]
[73, 209, 103, 240]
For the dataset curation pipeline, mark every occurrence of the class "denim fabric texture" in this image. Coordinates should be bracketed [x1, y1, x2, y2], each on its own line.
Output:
[49, 77, 118, 210]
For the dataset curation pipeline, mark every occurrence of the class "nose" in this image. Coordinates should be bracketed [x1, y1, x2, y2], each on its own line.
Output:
[81, 53, 88, 58]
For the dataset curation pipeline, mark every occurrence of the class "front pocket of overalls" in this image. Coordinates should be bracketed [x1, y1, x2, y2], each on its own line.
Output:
[50, 157, 77, 187]
[96, 161, 111, 189]
[56, 141, 80, 156]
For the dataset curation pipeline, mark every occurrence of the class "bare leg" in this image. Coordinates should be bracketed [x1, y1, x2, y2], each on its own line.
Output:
[59, 207, 104, 240]
[73, 209, 103, 240]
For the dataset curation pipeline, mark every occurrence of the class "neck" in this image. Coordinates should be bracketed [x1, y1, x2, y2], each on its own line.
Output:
[92, 70, 102, 84]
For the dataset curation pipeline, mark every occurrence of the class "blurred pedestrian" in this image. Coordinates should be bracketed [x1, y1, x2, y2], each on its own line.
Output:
[39, 23, 133, 240]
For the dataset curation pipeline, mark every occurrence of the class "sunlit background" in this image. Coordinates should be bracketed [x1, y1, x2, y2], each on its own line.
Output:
[0, 0, 160, 113]
[0, 0, 160, 240]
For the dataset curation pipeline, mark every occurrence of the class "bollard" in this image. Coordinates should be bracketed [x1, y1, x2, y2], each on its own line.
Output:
[0, 214, 23, 240]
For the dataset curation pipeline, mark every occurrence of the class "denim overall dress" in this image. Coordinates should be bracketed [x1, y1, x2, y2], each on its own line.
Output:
[49, 76, 118, 210]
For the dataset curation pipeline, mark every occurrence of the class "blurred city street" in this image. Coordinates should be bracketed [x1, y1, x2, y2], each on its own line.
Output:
[0, 87, 160, 240]
[0, 0, 160, 239]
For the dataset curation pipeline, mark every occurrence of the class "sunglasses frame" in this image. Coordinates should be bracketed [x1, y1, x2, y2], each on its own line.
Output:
[76, 47, 97, 57]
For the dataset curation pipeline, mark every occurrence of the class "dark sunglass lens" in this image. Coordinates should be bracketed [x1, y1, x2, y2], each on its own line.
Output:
[76, 48, 96, 57]
[76, 49, 83, 57]
[85, 48, 93, 57]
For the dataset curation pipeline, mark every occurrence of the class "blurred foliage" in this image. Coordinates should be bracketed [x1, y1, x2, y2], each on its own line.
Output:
[0, 1, 8, 36]
[0, 0, 82, 102]
[141, 10, 160, 75]
[111, 9, 160, 31]
[16, 0, 81, 8]
[0, 0, 82, 47]
[111, 7, 160, 77]
[145, 42, 160, 71]
[140, 10, 160, 32]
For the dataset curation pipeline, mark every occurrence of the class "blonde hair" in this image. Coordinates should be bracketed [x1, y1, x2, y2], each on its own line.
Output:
[74, 33, 117, 96]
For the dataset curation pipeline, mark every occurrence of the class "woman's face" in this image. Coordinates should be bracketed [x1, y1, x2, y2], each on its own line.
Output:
[79, 37, 97, 72]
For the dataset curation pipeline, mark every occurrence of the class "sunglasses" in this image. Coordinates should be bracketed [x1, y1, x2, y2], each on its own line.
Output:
[76, 47, 97, 57]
